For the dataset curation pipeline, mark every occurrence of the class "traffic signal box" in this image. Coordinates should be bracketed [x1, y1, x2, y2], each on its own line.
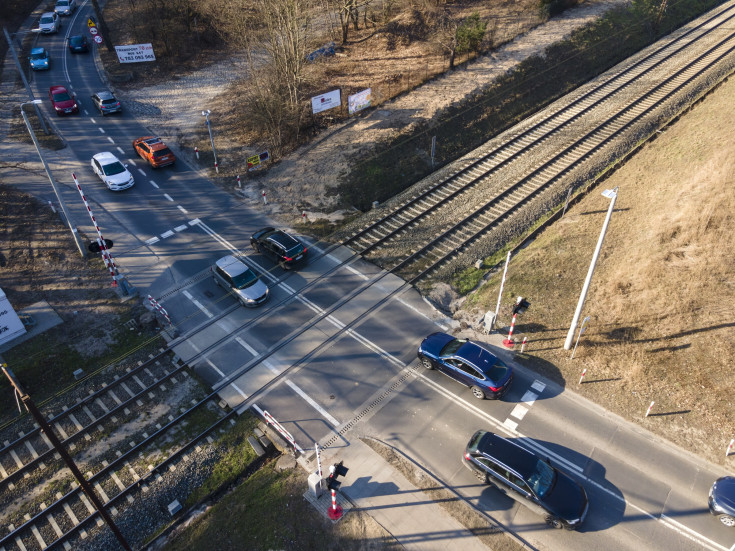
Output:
[326, 461, 349, 491]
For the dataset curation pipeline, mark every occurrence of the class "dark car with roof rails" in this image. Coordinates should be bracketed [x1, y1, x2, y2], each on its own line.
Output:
[464, 430, 589, 530]
[68, 35, 89, 53]
[417, 332, 512, 399]
[709, 476, 735, 526]
[250, 227, 308, 270]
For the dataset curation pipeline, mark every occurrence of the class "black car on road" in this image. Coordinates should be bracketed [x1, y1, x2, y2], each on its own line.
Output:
[464, 430, 589, 530]
[417, 332, 512, 399]
[250, 227, 307, 270]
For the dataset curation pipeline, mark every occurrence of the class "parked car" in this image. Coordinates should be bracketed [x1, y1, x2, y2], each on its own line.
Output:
[38, 12, 60, 33]
[464, 430, 589, 530]
[417, 333, 513, 399]
[48, 85, 78, 116]
[68, 35, 89, 54]
[250, 227, 308, 270]
[709, 476, 735, 526]
[91, 152, 135, 191]
[54, 0, 76, 15]
[212, 255, 269, 308]
[90, 91, 121, 116]
[28, 47, 50, 70]
[132, 137, 175, 168]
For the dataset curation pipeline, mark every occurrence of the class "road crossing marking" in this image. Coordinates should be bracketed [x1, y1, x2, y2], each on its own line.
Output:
[503, 418, 518, 431]
[531, 380, 546, 393]
[161, 230, 174, 239]
[510, 404, 528, 420]
[145, 237, 160, 245]
[521, 390, 538, 405]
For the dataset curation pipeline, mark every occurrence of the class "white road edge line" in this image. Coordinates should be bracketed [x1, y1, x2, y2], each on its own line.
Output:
[285, 380, 340, 427]
[182, 290, 212, 318]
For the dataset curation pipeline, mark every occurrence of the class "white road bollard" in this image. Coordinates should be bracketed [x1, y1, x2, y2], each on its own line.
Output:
[194, 146, 199, 160]
[262, 190, 267, 205]
[578, 368, 587, 385]
[302, 211, 307, 222]
[727, 439, 735, 457]
[645, 401, 655, 417]
[214, 160, 219, 174]
[237, 175, 241, 188]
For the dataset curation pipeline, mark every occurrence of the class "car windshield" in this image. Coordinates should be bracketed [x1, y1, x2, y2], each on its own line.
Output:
[56, 1, 69, 5]
[527, 459, 556, 498]
[231, 268, 257, 289]
[102, 162, 126, 176]
[439, 338, 466, 357]
[40, 16, 54, 23]
[153, 148, 172, 158]
[30, 52, 46, 60]
[52, 92, 71, 102]
[70, 37, 84, 45]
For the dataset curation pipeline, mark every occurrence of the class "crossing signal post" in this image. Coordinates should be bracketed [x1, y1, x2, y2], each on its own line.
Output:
[326, 461, 348, 491]
[504, 297, 530, 348]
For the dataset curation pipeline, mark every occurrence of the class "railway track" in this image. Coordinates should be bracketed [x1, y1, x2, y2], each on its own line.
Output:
[341, 1, 735, 281]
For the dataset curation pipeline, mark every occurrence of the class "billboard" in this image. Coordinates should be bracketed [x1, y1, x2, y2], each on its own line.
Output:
[0, 288, 26, 347]
[311, 90, 341, 114]
[348, 88, 371, 115]
[115, 44, 156, 64]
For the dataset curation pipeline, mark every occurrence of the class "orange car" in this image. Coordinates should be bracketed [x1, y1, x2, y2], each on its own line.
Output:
[132, 136, 176, 168]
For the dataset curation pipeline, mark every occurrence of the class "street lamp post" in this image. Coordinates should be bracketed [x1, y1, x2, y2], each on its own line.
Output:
[202, 109, 218, 173]
[20, 100, 86, 258]
[1, 365, 132, 551]
[563, 187, 619, 350]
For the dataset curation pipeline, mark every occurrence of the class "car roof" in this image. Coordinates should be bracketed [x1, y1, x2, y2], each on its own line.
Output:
[49, 85, 67, 93]
[31, 47, 46, 55]
[456, 342, 500, 371]
[70, 35, 85, 40]
[94, 91, 115, 100]
[93, 152, 120, 164]
[41, 11, 55, 16]
[267, 230, 300, 249]
[215, 255, 250, 277]
[475, 431, 538, 477]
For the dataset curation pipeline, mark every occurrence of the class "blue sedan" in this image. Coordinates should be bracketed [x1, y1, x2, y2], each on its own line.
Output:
[417, 332, 513, 399]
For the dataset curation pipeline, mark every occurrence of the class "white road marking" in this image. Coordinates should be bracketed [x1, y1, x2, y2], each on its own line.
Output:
[178, 205, 188, 213]
[235, 336, 258, 356]
[116, 147, 125, 155]
[98, 127, 105, 133]
[503, 418, 519, 431]
[163, 194, 174, 202]
[346, 264, 369, 280]
[286, 380, 340, 427]
[160, 230, 174, 239]
[107, 137, 114, 144]
[186, 341, 224, 377]
[531, 380, 546, 393]
[230, 383, 248, 399]
[182, 290, 213, 318]
[88, 114, 93, 120]
[174, 225, 188, 232]
[510, 404, 528, 420]
[150, 180, 159, 189]
[137, 168, 146, 176]
[128, 159, 136, 166]
[145, 237, 159, 245]
[661, 515, 728, 551]
[520, 390, 538, 406]
[189, 218, 201, 226]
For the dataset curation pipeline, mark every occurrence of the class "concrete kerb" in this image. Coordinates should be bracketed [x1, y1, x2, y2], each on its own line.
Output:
[360, 436, 536, 550]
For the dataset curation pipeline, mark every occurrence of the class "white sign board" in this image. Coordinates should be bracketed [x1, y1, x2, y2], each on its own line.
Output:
[311, 90, 341, 114]
[348, 88, 371, 115]
[0, 288, 26, 347]
[115, 43, 156, 64]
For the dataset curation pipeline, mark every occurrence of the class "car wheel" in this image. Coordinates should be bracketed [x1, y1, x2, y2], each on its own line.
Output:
[420, 356, 433, 370]
[719, 515, 735, 527]
[473, 469, 488, 484]
[545, 516, 564, 529]
[471, 385, 486, 400]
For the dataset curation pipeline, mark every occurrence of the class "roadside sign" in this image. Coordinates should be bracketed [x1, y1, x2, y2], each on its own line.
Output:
[93, 35, 103, 45]
[87, 17, 96, 27]
[247, 154, 260, 169]
[89, 26, 98, 35]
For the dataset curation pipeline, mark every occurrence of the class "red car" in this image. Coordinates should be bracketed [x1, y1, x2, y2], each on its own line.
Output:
[48, 85, 78, 116]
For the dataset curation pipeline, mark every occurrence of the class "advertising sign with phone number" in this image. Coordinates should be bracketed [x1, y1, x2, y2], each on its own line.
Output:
[115, 44, 156, 64]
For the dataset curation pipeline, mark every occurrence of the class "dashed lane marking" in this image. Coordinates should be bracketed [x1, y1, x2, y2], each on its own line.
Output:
[174, 225, 187, 232]
[116, 147, 125, 155]
[510, 404, 528, 420]
[178, 205, 188, 213]
[98, 127, 104, 133]
[106, 136, 114, 144]
[137, 168, 145, 176]
[160, 230, 174, 239]
[145, 237, 160, 245]
[150, 180, 159, 189]
[163, 194, 174, 202]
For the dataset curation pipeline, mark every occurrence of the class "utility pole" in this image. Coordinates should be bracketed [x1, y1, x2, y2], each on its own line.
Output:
[1, 365, 131, 551]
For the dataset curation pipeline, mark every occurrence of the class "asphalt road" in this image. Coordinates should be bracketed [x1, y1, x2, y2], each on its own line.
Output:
[14, 4, 735, 550]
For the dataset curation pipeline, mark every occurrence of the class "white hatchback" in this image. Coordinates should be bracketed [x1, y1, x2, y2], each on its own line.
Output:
[38, 12, 60, 33]
[54, 0, 77, 15]
[91, 152, 135, 191]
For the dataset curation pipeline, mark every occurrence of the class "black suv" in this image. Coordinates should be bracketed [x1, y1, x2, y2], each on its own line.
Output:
[464, 430, 588, 530]
[250, 227, 307, 269]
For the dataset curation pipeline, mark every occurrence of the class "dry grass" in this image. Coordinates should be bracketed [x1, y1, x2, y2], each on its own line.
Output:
[463, 77, 735, 465]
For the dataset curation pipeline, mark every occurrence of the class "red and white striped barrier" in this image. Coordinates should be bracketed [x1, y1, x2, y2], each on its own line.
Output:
[645, 401, 655, 417]
[315, 443, 322, 479]
[327, 489, 343, 520]
[72, 172, 118, 287]
[578, 368, 587, 385]
[147, 295, 172, 326]
[194, 146, 199, 160]
[214, 160, 219, 173]
[520, 336, 527, 353]
[727, 439, 734, 457]
[502, 314, 517, 348]
[262, 409, 304, 454]
[262, 190, 267, 205]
